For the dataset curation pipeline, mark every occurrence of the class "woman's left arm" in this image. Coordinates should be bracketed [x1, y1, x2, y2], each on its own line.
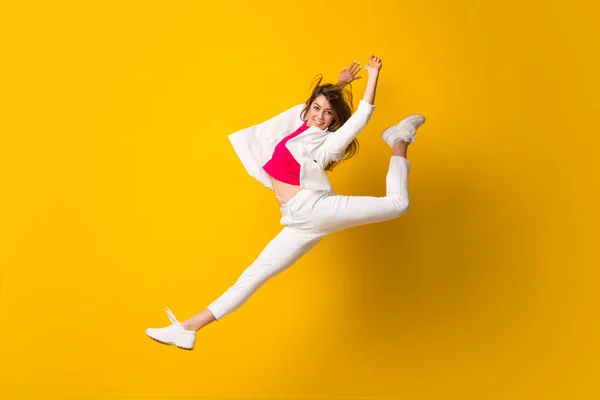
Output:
[325, 55, 382, 161]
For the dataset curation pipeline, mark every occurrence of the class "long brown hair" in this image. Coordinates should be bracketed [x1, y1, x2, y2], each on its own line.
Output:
[300, 75, 358, 171]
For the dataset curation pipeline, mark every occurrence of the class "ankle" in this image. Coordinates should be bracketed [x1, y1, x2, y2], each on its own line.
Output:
[181, 321, 198, 332]
[392, 140, 409, 157]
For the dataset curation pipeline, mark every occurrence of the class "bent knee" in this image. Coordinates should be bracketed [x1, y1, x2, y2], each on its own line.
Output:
[388, 196, 410, 219]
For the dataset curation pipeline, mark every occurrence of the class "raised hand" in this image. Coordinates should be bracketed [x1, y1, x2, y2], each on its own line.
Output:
[364, 55, 383, 74]
[361, 55, 382, 105]
[337, 60, 363, 87]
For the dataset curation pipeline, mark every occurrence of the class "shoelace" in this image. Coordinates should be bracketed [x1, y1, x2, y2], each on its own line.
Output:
[164, 307, 179, 325]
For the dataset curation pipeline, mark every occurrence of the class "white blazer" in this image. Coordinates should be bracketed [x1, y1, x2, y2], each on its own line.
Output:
[228, 99, 376, 192]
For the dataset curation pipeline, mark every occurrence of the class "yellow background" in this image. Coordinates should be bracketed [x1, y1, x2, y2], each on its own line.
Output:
[1, 0, 599, 399]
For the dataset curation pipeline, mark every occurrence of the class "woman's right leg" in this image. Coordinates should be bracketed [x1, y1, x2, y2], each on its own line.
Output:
[183, 226, 324, 331]
[145, 225, 323, 348]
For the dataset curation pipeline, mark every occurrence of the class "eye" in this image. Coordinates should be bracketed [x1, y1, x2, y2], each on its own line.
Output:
[313, 105, 319, 110]
[325, 110, 332, 116]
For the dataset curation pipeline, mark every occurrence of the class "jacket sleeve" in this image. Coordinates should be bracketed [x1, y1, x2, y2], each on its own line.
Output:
[323, 100, 376, 163]
[230, 103, 305, 145]
[228, 103, 305, 190]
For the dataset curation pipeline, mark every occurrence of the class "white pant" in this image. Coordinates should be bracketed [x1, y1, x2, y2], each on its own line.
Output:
[207, 156, 411, 320]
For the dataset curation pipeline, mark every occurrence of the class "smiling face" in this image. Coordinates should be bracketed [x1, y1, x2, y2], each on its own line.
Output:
[306, 95, 335, 130]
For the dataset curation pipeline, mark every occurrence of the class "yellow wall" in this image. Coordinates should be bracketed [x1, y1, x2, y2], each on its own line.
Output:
[1, 0, 599, 399]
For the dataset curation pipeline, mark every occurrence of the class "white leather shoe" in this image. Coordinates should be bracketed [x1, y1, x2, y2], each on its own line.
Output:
[382, 114, 426, 146]
[146, 307, 196, 350]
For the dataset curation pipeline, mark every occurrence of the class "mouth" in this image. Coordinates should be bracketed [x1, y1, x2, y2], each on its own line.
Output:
[314, 120, 324, 126]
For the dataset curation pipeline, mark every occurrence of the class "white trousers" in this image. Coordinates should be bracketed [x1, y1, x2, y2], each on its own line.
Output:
[207, 156, 411, 320]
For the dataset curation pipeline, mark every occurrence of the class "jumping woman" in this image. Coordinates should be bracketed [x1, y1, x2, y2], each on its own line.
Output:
[146, 55, 426, 350]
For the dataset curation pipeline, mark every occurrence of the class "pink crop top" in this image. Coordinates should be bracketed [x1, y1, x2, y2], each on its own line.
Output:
[262, 122, 309, 186]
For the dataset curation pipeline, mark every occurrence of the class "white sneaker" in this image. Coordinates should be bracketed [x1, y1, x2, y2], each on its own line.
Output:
[146, 307, 196, 350]
[381, 114, 426, 147]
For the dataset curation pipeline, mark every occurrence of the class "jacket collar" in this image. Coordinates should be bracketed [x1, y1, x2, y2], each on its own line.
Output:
[286, 124, 329, 159]
[300, 124, 328, 136]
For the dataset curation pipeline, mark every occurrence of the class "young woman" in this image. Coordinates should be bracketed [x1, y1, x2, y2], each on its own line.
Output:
[146, 55, 426, 350]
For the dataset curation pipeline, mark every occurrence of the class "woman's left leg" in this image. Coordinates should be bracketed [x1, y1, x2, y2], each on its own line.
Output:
[309, 142, 413, 234]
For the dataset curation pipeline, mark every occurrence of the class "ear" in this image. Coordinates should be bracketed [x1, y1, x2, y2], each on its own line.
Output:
[327, 119, 337, 131]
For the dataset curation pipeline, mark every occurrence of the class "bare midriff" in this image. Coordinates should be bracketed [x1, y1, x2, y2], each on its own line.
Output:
[270, 176, 302, 206]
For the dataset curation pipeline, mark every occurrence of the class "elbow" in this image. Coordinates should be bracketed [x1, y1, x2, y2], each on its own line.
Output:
[330, 151, 344, 162]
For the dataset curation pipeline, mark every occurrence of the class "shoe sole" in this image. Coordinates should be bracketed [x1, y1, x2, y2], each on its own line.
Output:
[146, 333, 194, 351]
